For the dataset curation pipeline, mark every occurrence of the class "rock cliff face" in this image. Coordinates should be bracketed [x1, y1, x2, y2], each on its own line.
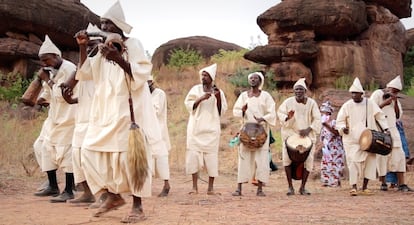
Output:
[245, 0, 412, 89]
[0, 0, 99, 78]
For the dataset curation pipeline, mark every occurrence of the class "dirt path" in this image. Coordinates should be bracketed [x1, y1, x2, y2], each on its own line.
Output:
[1, 168, 414, 225]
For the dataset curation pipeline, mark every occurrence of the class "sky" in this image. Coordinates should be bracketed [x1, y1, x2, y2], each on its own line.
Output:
[80, 0, 414, 54]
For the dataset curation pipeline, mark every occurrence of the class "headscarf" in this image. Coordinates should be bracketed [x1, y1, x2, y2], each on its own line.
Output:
[293, 77, 307, 90]
[199, 63, 217, 83]
[247, 72, 264, 90]
[386, 75, 403, 91]
[102, 0, 133, 34]
[349, 77, 364, 93]
[38, 35, 61, 57]
[320, 101, 334, 114]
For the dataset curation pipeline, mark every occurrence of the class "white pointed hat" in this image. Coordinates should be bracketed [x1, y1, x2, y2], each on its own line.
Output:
[38, 35, 61, 57]
[199, 63, 217, 82]
[386, 75, 402, 91]
[86, 23, 103, 41]
[248, 72, 264, 90]
[293, 77, 307, 90]
[349, 77, 364, 93]
[102, 0, 132, 34]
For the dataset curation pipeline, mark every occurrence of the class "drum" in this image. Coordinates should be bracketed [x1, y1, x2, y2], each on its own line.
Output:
[359, 129, 392, 155]
[21, 78, 42, 106]
[239, 122, 267, 150]
[286, 134, 313, 163]
[285, 134, 313, 180]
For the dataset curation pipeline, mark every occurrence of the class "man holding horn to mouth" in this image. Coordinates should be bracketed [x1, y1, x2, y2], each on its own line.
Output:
[75, 1, 163, 223]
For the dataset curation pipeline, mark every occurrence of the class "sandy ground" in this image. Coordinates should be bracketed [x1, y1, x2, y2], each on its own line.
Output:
[1, 165, 414, 225]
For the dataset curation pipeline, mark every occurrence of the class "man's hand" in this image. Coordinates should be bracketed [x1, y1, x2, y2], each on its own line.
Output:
[299, 127, 312, 137]
[59, 83, 77, 104]
[285, 110, 295, 121]
[37, 68, 50, 82]
[100, 43, 123, 64]
[342, 127, 349, 135]
[74, 30, 89, 46]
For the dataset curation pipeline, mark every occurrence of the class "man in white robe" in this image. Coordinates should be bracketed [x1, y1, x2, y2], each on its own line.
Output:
[148, 75, 171, 197]
[184, 63, 228, 195]
[232, 72, 276, 197]
[336, 77, 389, 196]
[59, 23, 103, 204]
[370, 76, 412, 192]
[277, 78, 321, 196]
[34, 35, 77, 203]
[75, 1, 163, 223]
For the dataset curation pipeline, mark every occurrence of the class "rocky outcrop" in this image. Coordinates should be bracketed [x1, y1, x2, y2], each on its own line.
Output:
[0, 0, 99, 78]
[246, 0, 412, 89]
[151, 36, 243, 69]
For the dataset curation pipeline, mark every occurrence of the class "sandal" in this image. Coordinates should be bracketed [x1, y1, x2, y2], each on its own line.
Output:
[256, 190, 266, 197]
[349, 189, 357, 196]
[232, 189, 242, 196]
[286, 187, 295, 196]
[120, 212, 146, 223]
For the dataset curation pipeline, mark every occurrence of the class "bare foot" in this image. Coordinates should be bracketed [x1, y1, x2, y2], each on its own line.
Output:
[93, 194, 126, 217]
[188, 189, 198, 195]
[69, 193, 96, 204]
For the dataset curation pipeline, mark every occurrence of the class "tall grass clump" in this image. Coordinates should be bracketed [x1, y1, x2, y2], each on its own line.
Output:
[334, 75, 353, 90]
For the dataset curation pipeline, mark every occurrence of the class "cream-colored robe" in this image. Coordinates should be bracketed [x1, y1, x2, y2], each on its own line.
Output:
[233, 91, 276, 183]
[77, 37, 162, 197]
[40, 60, 77, 173]
[184, 84, 227, 176]
[71, 78, 95, 183]
[151, 88, 171, 154]
[370, 90, 405, 174]
[336, 97, 389, 183]
[185, 84, 227, 152]
[277, 96, 321, 170]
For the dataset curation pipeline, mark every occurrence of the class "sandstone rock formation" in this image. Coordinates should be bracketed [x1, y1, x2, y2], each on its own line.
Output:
[151, 36, 243, 69]
[245, 0, 412, 89]
[0, 0, 99, 78]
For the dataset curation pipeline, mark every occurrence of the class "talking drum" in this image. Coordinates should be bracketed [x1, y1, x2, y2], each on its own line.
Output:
[359, 129, 392, 155]
[285, 134, 313, 180]
[239, 122, 267, 150]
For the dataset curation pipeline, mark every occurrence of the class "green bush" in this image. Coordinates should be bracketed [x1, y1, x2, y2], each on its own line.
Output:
[228, 66, 276, 90]
[167, 48, 203, 72]
[0, 72, 31, 103]
[211, 49, 248, 63]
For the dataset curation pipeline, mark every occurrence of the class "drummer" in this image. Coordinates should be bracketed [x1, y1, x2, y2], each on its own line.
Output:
[277, 78, 321, 195]
[336, 77, 389, 196]
[370, 76, 413, 192]
[232, 71, 276, 197]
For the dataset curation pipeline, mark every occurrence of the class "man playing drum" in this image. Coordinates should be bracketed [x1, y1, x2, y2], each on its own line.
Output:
[277, 78, 321, 196]
[336, 77, 389, 196]
[232, 72, 276, 197]
[370, 76, 413, 192]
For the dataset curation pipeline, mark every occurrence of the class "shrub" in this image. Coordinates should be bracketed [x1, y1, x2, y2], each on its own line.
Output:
[0, 72, 31, 103]
[334, 75, 353, 90]
[167, 48, 203, 72]
[228, 66, 277, 90]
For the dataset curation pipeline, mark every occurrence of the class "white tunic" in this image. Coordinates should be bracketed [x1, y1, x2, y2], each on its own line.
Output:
[233, 91, 276, 183]
[277, 96, 321, 169]
[151, 88, 171, 155]
[336, 98, 389, 162]
[184, 84, 227, 153]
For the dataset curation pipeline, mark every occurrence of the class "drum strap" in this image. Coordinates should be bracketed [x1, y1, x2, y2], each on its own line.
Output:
[366, 98, 385, 132]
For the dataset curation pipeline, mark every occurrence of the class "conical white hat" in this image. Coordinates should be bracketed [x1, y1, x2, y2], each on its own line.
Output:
[349, 77, 364, 93]
[86, 23, 103, 41]
[248, 72, 264, 90]
[293, 77, 307, 90]
[102, 1, 132, 34]
[199, 63, 217, 82]
[386, 75, 402, 91]
[38, 35, 61, 57]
